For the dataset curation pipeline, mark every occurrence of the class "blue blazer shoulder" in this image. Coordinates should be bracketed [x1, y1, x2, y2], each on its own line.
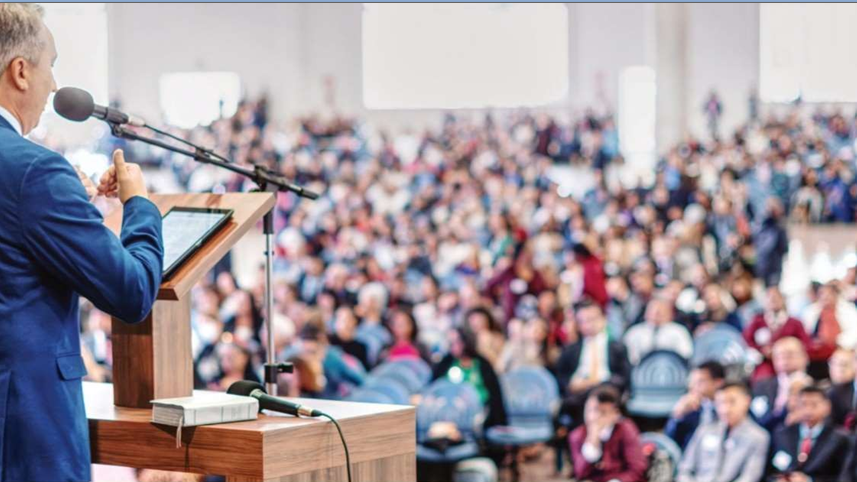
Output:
[0, 117, 164, 482]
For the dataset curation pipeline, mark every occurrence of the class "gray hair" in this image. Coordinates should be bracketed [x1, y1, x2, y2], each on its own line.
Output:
[0, 3, 45, 78]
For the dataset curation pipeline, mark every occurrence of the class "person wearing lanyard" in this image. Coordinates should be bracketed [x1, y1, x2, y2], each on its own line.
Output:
[769, 385, 849, 482]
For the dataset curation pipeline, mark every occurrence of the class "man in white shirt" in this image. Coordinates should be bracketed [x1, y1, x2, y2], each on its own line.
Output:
[623, 293, 694, 364]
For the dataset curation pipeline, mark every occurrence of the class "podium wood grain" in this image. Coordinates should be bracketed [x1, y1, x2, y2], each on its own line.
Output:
[106, 192, 276, 407]
[85, 382, 417, 482]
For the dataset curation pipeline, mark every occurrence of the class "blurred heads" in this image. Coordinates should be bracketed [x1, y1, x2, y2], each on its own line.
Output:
[765, 286, 785, 313]
[688, 361, 725, 400]
[584, 386, 621, 425]
[772, 337, 808, 375]
[575, 300, 606, 338]
[715, 382, 752, 428]
[644, 295, 673, 326]
[829, 348, 856, 385]
[796, 386, 831, 428]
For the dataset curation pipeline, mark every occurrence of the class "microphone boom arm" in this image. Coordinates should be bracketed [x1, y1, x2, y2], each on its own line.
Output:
[108, 122, 319, 200]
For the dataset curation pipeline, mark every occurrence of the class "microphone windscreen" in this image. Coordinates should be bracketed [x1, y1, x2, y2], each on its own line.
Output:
[53, 87, 94, 122]
[227, 380, 266, 397]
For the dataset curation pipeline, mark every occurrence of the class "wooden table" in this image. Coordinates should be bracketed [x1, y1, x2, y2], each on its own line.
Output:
[85, 382, 416, 482]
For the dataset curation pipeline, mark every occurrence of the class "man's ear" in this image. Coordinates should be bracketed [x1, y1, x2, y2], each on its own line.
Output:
[7, 57, 29, 92]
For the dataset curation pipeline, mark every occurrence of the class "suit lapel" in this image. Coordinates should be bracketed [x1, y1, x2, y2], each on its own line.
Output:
[848, 384, 855, 410]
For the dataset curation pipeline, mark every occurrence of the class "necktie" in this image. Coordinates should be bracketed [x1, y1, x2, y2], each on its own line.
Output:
[589, 339, 601, 381]
[798, 432, 812, 465]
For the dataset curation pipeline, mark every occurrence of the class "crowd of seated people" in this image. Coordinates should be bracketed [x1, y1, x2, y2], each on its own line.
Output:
[71, 99, 857, 482]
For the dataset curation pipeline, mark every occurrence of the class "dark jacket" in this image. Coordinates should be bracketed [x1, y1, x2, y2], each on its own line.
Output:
[665, 402, 717, 450]
[828, 381, 856, 429]
[767, 423, 850, 482]
[752, 376, 790, 432]
[555, 337, 631, 395]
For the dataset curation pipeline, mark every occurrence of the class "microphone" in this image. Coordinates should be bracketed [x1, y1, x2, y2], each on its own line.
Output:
[53, 87, 146, 127]
[227, 380, 322, 418]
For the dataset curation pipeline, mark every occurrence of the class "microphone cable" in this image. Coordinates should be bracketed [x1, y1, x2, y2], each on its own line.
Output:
[317, 411, 352, 482]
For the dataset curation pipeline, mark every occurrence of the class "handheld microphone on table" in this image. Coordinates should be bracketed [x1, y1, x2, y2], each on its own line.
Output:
[53, 87, 147, 127]
[227, 380, 352, 482]
[227, 380, 322, 418]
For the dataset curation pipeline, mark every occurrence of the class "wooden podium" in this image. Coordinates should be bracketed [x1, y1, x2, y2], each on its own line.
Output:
[103, 192, 275, 408]
[94, 193, 417, 481]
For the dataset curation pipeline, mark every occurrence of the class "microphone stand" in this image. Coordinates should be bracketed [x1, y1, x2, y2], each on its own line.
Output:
[108, 122, 319, 396]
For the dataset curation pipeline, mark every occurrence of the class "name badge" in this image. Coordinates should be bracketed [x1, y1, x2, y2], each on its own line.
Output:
[751, 396, 769, 417]
[772, 450, 792, 471]
[702, 434, 721, 451]
[755, 328, 772, 345]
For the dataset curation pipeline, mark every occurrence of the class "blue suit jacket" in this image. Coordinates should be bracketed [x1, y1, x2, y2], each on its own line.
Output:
[0, 116, 163, 481]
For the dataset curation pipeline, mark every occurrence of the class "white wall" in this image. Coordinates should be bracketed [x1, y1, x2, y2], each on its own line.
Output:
[105, 3, 763, 149]
[685, 3, 760, 140]
[568, 3, 656, 110]
[107, 3, 302, 124]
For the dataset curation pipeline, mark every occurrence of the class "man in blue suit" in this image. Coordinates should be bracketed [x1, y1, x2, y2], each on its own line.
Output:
[665, 361, 725, 449]
[0, 4, 164, 481]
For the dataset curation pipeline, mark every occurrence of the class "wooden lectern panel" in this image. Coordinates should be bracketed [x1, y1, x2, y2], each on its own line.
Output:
[86, 382, 417, 482]
[106, 192, 276, 407]
[112, 297, 192, 407]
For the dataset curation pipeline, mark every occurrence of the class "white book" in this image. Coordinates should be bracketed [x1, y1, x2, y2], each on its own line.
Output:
[151, 392, 259, 428]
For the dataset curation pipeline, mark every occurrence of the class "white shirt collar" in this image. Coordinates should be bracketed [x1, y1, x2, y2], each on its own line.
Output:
[0, 105, 22, 136]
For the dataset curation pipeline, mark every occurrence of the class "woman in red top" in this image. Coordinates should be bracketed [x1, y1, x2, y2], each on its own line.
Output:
[743, 286, 811, 382]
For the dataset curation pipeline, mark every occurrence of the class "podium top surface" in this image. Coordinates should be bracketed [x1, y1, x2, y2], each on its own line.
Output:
[104, 193, 275, 300]
[85, 382, 416, 479]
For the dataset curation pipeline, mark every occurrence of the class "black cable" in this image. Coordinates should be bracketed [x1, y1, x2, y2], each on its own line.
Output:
[319, 411, 352, 482]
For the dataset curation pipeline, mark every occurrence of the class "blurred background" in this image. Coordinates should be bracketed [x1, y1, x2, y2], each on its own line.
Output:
[36, 3, 857, 482]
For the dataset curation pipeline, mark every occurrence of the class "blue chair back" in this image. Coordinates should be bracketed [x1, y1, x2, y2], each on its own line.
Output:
[394, 358, 433, 384]
[500, 366, 559, 425]
[627, 350, 689, 418]
[361, 377, 410, 405]
[416, 380, 484, 442]
[347, 389, 395, 404]
[369, 359, 431, 394]
[692, 325, 747, 367]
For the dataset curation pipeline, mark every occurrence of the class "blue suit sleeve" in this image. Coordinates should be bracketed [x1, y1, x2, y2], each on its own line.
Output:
[19, 152, 164, 323]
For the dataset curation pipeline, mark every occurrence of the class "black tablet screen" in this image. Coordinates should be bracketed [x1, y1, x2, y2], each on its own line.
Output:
[161, 209, 231, 277]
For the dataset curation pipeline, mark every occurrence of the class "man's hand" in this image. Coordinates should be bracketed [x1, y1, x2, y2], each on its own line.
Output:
[74, 165, 97, 201]
[97, 149, 148, 203]
[672, 393, 701, 418]
[788, 472, 810, 482]
[570, 376, 598, 394]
